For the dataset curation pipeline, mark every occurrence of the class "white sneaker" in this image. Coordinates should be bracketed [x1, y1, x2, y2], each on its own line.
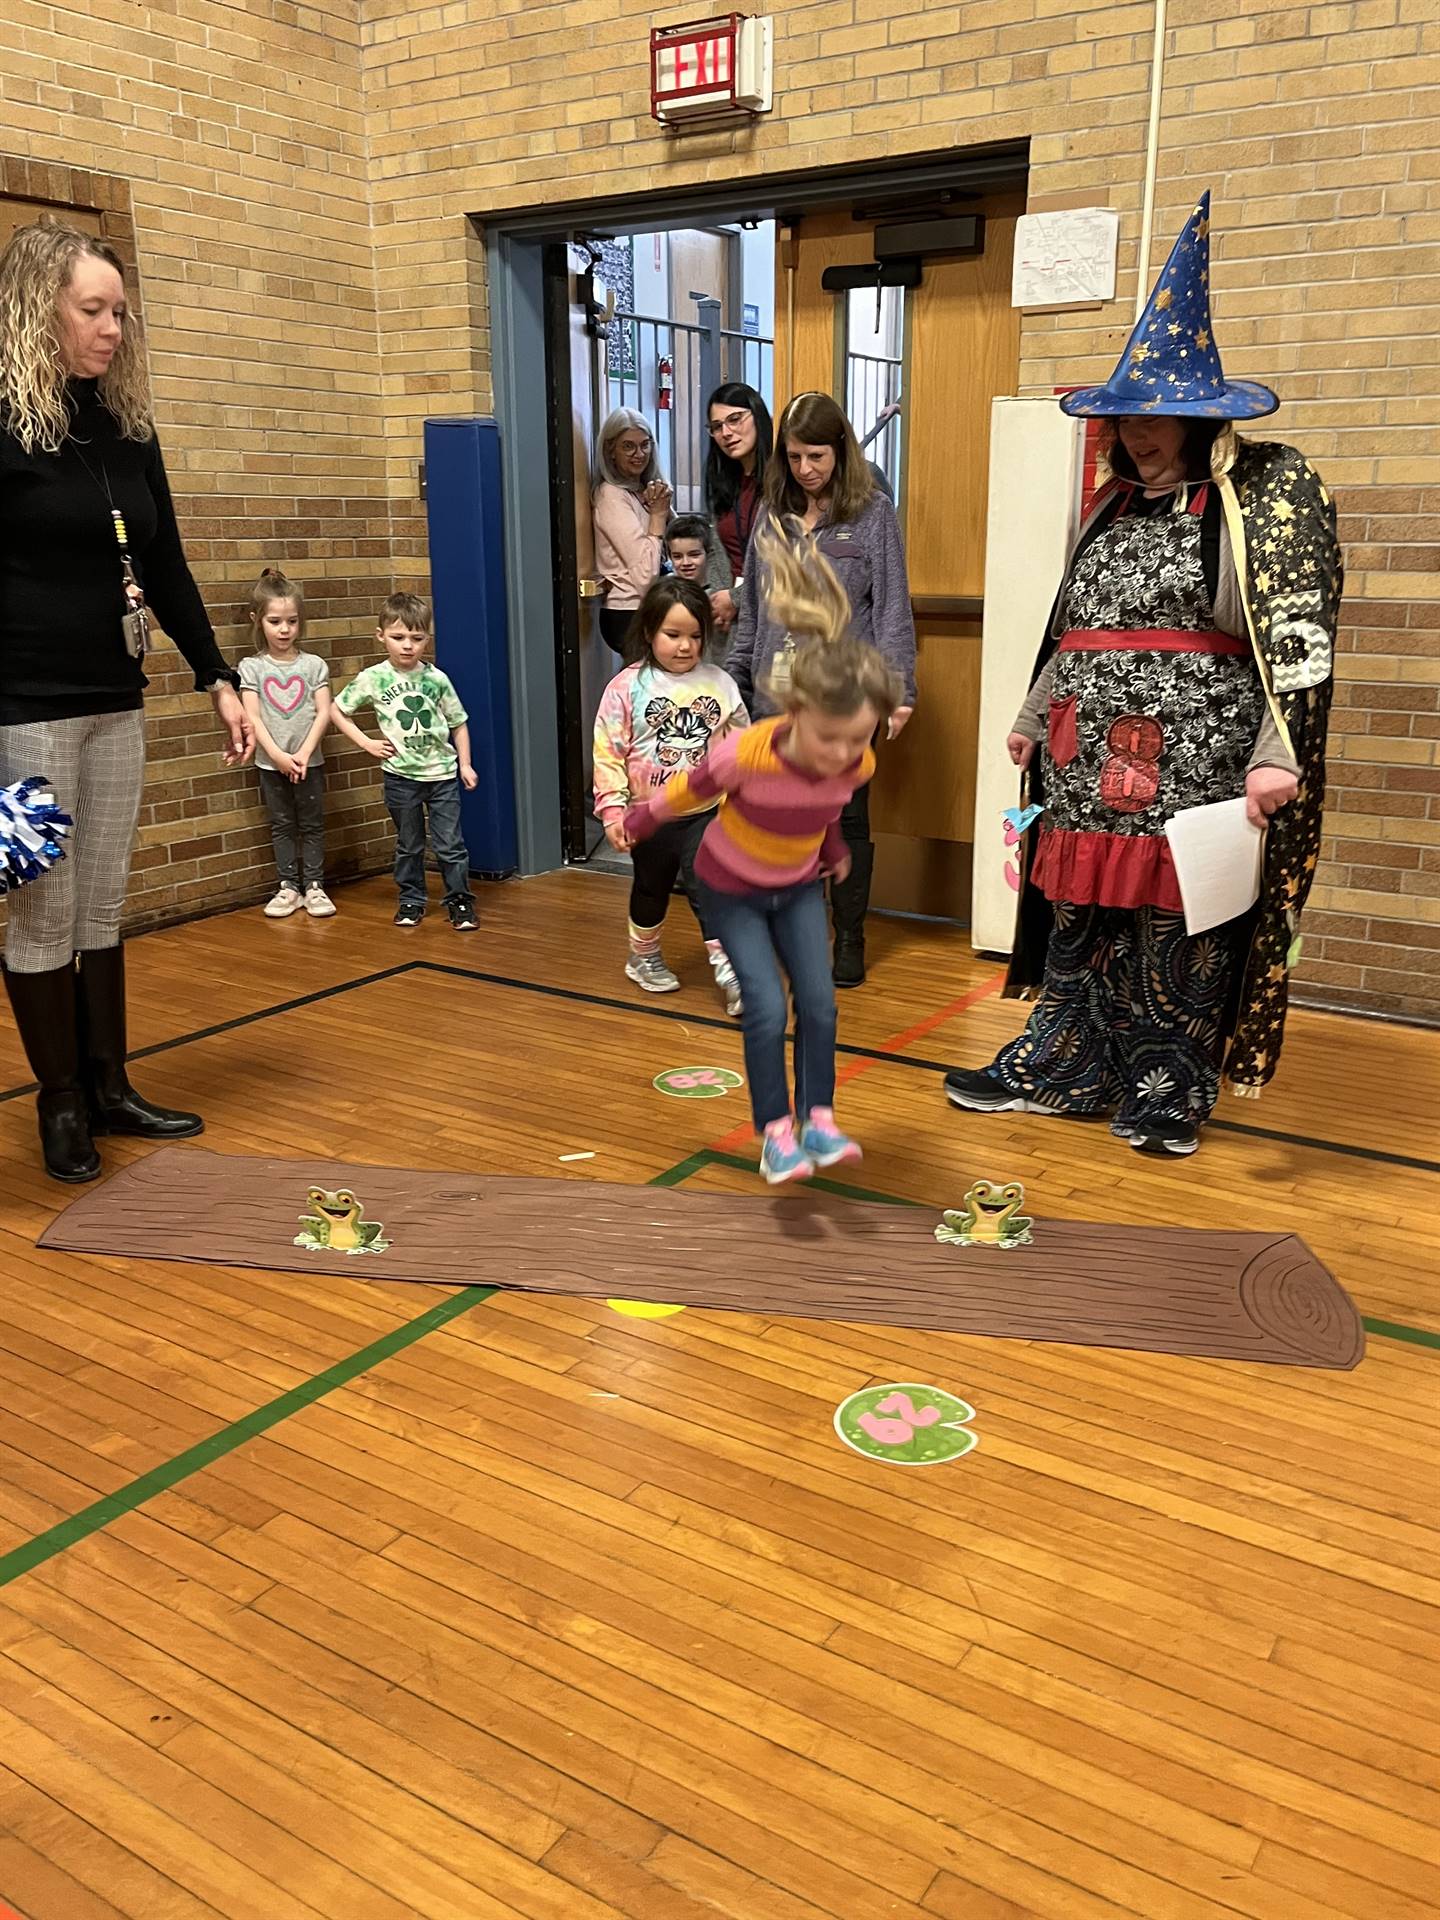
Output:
[264, 885, 303, 918]
[625, 952, 681, 993]
[710, 949, 743, 1018]
[304, 884, 337, 918]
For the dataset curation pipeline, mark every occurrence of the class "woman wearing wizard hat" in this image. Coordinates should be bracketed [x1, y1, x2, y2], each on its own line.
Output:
[944, 193, 1341, 1157]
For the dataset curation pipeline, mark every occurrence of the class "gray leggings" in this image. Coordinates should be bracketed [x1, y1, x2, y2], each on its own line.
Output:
[0, 709, 145, 973]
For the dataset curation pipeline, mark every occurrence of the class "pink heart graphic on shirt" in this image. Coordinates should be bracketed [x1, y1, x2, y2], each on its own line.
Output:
[262, 674, 306, 714]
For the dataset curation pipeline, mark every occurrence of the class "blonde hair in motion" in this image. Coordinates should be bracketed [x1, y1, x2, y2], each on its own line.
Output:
[756, 524, 901, 720]
[0, 222, 152, 453]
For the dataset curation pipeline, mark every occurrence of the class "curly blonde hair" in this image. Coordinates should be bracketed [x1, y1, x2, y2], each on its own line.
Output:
[0, 222, 152, 453]
[756, 523, 901, 720]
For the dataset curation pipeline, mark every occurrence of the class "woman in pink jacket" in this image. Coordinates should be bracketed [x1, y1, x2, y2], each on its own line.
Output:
[592, 408, 672, 653]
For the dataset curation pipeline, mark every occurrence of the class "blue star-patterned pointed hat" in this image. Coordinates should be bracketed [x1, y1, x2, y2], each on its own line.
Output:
[1060, 192, 1278, 420]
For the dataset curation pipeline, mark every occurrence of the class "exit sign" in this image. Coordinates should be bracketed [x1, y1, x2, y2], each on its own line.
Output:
[651, 15, 773, 125]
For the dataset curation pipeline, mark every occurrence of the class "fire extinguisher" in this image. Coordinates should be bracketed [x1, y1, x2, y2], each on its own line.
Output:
[657, 354, 673, 412]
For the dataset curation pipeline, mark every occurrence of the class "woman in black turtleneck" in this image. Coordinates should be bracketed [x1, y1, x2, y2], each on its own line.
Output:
[0, 222, 253, 1183]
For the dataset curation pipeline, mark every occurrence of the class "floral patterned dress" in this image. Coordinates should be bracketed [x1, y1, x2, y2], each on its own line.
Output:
[1032, 484, 1265, 908]
[990, 485, 1266, 1132]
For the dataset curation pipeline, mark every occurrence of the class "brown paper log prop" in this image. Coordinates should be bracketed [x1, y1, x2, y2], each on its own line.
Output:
[40, 1148, 1364, 1370]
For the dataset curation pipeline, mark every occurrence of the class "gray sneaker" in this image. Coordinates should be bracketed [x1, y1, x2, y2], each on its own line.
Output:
[625, 952, 681, 993]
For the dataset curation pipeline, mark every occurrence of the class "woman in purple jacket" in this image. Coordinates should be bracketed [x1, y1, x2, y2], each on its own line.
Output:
[727, 392, 916, 986]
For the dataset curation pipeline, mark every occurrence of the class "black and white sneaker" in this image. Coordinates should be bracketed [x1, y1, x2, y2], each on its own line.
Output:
[943, 1067, 1033, 1112]
[394, 903, 425, 928]
[1127, 1119, 1200, 1157]
[447, 898, 479, 932]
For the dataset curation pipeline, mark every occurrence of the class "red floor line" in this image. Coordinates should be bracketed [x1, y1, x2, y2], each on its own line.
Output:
[874, 969, 1006, 1052]
[705, 967, 1007, 1157]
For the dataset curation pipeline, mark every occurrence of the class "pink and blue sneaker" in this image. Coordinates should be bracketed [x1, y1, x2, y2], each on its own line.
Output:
[759, 1117, 814, 1186]
[800, 1107, 863, 1168]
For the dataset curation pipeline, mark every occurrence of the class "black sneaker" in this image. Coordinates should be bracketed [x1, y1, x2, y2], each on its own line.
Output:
[1127, 1118, 1200, 1157]
[394, 903, 425, 927]
[447, 898, 479, 933]
[943, 1066, 1032, 1112]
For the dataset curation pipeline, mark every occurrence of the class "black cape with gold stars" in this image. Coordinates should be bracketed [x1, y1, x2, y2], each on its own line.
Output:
[1005, 434, 1343, 1098]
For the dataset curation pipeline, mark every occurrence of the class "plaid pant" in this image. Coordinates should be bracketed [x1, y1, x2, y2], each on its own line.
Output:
[0, 710, 146, 972]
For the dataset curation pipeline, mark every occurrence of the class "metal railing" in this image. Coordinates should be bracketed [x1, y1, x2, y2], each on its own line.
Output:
[606, 296, 773, 512]
[848, 348, 903, 500]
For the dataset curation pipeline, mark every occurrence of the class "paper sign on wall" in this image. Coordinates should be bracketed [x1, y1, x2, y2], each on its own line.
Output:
[1012, 209, 1119, 308]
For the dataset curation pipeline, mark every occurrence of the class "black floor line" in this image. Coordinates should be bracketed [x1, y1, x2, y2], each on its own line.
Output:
[1, 957, 1433, 1178]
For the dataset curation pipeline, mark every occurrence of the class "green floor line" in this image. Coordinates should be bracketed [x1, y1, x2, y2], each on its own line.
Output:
[0, 1150, 727, 1587]
[0, 1283, 497, 1593]
[1359, 1315, 1440, 1353]
[689, 1149, 1439, 1355]
[1, 1138, 1430, 1592]
[647, 1148, 718, 1188]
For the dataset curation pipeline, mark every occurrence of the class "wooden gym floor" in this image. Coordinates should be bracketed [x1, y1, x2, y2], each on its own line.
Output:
[0, 870, 1435, 1920]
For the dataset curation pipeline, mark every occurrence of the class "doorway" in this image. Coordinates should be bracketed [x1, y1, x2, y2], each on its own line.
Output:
[482, 141, 1029, 887]
[542, 223, 778, 866]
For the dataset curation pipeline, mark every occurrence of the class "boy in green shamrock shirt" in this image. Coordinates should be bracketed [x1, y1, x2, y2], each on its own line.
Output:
[332, 593, 480, 930]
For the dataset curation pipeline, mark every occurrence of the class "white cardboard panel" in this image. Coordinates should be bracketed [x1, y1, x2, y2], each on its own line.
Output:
[971, 399, 1087, 955]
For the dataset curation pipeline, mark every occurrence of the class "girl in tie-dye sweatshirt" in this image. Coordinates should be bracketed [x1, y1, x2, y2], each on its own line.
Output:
[593, 577, 748, 1014]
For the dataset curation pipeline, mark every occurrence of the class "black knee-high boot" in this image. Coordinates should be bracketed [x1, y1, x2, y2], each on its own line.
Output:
[75, 945, 203, 1138]
[829, 841, 875, 988]
[2, 959, 102, 1183]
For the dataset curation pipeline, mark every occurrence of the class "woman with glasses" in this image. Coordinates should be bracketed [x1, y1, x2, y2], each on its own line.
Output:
[592, 408, 673, 652]
[727, 391, 916, 988]
[704, 383, 773, 634]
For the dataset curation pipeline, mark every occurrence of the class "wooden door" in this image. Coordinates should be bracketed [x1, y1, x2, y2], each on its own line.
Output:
[0, 198, 102, 246]
[774, 196, 1023, 918]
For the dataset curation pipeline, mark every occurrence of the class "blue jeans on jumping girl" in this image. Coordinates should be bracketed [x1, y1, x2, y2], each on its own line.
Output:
[697, 879, 862, 1181]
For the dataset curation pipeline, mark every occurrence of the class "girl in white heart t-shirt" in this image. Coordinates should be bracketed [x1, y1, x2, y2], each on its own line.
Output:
[237, 567, 336, 920]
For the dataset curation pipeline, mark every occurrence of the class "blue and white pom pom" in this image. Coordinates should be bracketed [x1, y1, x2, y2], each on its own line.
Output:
[0, 777, 73, 893]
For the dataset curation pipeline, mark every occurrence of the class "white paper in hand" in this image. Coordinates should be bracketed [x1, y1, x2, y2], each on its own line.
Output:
[1164, 797, 1264, 936]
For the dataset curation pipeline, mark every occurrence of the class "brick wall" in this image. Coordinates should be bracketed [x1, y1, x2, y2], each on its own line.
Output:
[361, 0, 1438, 1018]
[2, 0, 1436, 1014]
[0, 1, 397, 930]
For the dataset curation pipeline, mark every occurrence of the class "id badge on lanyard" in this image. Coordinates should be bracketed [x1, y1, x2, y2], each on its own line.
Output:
[111, 508, 150, 659]
[769, 635, 796, 698]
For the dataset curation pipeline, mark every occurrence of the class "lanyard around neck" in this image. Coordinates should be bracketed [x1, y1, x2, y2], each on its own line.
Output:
[69, 439, 140, 587]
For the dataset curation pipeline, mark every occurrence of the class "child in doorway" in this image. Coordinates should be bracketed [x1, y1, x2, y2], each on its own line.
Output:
[593, 576, 747, 1014]
[238, 567, 336, 920]
[625, 532, 900, 1184]
[666, 512, 736, 636]
[331, 592, 480, 931]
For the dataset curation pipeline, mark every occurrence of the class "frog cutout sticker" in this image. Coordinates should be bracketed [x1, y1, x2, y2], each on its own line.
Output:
[834, 1383, 978, 1466]
[294, 1186, 390, 1255]
[935, 1179, 1034, 1250]
[653, 1066, 744, 1099]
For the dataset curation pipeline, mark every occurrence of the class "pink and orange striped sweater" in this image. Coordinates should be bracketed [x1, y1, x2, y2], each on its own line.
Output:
[624, 715, 875, 896]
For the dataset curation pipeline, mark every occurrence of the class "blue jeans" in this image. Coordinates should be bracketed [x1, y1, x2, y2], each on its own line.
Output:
[383, 771, 474, 909]
[697, 880, 836, 1130]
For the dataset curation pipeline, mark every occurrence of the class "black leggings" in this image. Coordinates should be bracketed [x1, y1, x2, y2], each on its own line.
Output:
[600, 607, 635, 654]
[630, 815, 710, 935]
